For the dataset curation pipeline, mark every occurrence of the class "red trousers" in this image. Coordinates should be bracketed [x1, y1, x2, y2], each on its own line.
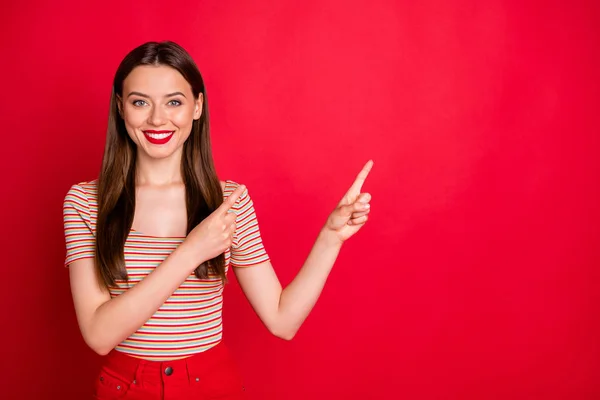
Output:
[93, 342, 246, 399]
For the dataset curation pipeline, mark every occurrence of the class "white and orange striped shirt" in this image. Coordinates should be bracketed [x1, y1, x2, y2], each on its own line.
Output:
[63, 180, 269, 361]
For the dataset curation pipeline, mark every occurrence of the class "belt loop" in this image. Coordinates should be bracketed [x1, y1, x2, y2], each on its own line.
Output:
[133, 360, 144, 387]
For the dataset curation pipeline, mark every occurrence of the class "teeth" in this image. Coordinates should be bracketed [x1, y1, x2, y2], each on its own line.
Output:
[146, 132, 173, 139]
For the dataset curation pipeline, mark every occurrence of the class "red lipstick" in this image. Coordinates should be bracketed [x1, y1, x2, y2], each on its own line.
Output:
[142, 130, 175, 145]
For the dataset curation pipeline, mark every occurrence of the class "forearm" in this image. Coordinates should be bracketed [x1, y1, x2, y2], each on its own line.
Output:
[85, 244, 198, 354]
[275, 228, 343, 338]
[234, 162, 372, 340]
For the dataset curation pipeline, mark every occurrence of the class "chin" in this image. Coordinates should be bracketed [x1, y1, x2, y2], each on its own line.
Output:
[144, 145, 182, 160]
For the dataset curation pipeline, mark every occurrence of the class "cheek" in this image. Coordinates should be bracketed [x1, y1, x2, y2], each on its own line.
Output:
[171, 106, 195, 126]
[122, 114, 143, 144]
[123, 108, 147, 130]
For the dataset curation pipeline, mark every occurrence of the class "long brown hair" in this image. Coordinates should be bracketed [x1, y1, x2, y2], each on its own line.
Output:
[95, 41, 225, 289]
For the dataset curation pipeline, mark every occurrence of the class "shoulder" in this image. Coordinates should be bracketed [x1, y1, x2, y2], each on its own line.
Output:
[220, 179, 253, 210]
[221, 180, 248, 197]
[65, 179, 98, 195]
[64, 180, 98, 212]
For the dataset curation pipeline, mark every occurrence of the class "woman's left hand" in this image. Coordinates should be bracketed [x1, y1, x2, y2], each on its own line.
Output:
[324, 160, 374, 244]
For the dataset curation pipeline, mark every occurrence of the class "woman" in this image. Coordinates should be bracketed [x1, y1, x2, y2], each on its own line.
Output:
[63, 41, 373, 399]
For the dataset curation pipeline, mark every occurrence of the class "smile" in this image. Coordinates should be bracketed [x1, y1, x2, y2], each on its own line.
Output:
[142, 130, 175, 145]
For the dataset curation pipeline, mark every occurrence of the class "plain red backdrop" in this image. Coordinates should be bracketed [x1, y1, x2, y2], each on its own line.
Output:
[1, 0, 599, 398]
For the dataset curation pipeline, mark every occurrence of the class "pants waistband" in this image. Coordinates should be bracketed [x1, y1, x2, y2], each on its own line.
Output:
[103, 341, 232, 385]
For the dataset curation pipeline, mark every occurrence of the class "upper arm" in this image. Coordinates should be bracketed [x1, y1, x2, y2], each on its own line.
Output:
[228, 183, 270, 267]
[63, 184, 110, 341]
[233, 260, 282, 330]
[68, 258, 111, 342]
[226, 183, 282, 328]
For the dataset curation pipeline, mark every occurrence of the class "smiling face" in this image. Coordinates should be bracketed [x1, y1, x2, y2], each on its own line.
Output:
[118, 65, 203, 160]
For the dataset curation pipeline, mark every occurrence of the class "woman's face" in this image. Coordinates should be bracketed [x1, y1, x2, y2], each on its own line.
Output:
[118, 65, 202, 160]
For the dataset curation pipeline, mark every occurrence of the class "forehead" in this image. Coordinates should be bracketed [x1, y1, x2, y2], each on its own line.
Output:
[123, 65, 192, 96]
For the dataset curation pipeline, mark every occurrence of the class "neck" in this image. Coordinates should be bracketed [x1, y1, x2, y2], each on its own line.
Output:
[135, 148, 184, 187]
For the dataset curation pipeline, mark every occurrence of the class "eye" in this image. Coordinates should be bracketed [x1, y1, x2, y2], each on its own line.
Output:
[132, 99, 147, 107]
[168, 99, 182, 106]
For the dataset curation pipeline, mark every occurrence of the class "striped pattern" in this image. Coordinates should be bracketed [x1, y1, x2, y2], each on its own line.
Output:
[63, 180, 269, 360]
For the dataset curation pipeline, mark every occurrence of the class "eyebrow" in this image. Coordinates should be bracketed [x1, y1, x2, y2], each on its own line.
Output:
[126, 91, 187, 99]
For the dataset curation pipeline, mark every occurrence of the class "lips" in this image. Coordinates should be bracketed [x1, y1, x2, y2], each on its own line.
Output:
[142, 130, 175, 145]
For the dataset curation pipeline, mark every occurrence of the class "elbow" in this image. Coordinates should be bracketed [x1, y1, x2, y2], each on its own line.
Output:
[269, 325, 298, 341]
[92, 345, 112, 356]
[87, 340, 113, 356]
[277, 332, 296, 341]
[83, 333, 114, 356]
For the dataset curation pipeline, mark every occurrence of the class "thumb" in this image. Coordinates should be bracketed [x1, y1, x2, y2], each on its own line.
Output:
[328, 202, 363, 230]
[338, 202, 362, 218]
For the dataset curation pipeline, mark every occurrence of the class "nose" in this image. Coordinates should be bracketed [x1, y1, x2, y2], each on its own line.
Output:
[148, 105, 167, 126]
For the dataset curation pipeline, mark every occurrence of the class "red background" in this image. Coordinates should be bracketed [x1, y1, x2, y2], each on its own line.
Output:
[1, 0, 599, 398]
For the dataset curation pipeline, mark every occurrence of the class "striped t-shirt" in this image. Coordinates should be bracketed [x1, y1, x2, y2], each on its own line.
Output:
[63, 180, 269, 361]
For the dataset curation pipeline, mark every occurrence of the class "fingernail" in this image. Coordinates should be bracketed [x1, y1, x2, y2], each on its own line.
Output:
[362, 203, 370, 209]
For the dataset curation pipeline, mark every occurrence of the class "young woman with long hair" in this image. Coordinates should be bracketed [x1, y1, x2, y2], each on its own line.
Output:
[63, 40, 373, 399]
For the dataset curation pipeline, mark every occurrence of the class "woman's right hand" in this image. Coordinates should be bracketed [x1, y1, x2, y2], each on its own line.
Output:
[181, 184, 247, 265]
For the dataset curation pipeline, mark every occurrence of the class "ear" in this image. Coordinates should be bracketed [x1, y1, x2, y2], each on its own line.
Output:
[193, 93, 203, 120]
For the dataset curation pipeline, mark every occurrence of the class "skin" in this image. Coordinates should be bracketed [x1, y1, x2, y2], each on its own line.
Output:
[69, 65, 373, 355]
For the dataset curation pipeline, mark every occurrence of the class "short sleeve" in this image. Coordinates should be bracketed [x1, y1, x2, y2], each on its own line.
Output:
[229, 184, 270, 268]
[63, 184, 96, 267]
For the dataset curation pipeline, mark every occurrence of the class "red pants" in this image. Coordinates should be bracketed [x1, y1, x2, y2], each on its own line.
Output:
[93, 342, 246, 399]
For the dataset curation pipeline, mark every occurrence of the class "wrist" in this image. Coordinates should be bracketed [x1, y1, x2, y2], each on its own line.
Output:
[174, 241, 205, 269]
[318, 227, 344, 249]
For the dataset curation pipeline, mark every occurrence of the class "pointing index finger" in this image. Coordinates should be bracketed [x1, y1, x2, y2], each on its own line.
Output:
[347, 160, 374, 195]
[220, 184, 246, 214]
